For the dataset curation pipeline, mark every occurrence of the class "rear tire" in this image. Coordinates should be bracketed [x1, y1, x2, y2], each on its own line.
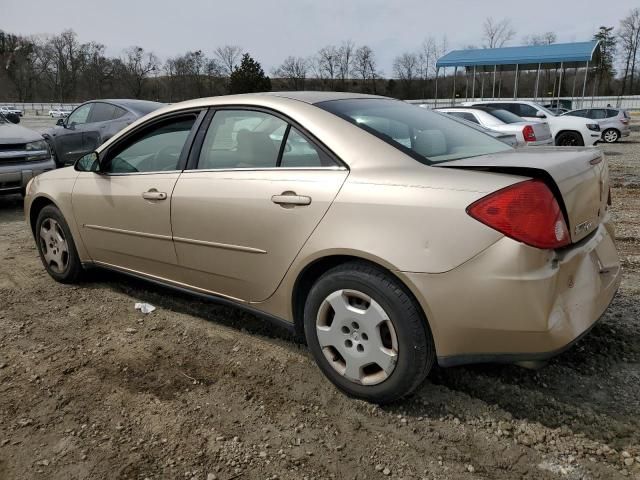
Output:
[35, 205, 84, 283]
[555, 131, 584, 147]
[602, 128, 620, 143]
[303, 261, 435, 404]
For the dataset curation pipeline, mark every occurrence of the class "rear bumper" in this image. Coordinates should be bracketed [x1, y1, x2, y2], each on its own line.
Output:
[402, 219, 621, 367]
[0, 159, 56, 194]
[525, 138, 554, 146]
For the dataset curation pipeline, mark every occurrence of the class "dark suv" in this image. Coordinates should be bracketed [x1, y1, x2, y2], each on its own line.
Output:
[42, 99, 164, 166]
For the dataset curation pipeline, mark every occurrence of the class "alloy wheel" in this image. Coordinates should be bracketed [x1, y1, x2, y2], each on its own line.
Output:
[39, 218, 69, 273]
[315, 289, 398, 386]
[603, 129, 619, 143]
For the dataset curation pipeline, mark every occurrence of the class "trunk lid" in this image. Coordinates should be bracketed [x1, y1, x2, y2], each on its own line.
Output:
[531, 122, 552, 141]
[438, 147, 609, 244]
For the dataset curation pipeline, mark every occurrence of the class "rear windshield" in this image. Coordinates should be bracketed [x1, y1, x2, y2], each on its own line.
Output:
[317, 99, 512, 164]
[484, 108, 524, 124]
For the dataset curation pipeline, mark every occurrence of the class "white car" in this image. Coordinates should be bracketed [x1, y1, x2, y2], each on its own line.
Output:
[436, 106, 553, 146]
[48, 108, 71, 118]
[461, 100, 601, 147]
[0, 106, 23, 117]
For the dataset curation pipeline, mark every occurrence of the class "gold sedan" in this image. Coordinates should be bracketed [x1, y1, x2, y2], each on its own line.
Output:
[25, 92, 621, 403]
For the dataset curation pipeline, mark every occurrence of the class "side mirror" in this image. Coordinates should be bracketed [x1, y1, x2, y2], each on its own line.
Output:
[75, 151, 101, 172]
[56, 118, 65, 126]
[6, 113, 20, 124]
[535, 111, 546, 119]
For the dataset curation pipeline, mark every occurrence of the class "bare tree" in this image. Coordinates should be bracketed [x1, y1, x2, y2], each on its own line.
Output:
[273, 56, 308, 90]
[523, 32, 557, 46]
[314, 45, 340, 89]
[393, 52, 419, 98]
[619, 8, 640, 95]
[354, 45, 377, 92]
[337, 40, 355, 89]
[214, 45, 242, 77]
[483, 17, 515, 48]
[121, 46, 159, 98]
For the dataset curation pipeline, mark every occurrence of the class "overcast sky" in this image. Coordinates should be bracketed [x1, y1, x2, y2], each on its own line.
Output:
[2, 0, 636, 74]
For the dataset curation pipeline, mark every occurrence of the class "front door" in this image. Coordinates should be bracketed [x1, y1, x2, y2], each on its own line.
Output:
[72, 113, 200, 276]
[55, 103, 94, 165]
[171, 109, 348, 302]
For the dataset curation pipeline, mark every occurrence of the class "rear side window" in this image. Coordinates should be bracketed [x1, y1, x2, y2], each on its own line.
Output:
[588, 109, 607, 120]
[606, 109, 619, 118]
[112, 106, 128, 120]
[89, 103, 117, 123]
[281, 128, 333, 167]
[198, 110, 287, 169]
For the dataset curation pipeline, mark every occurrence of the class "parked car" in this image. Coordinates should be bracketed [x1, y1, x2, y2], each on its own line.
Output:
[48, 108, 71, 118]
[0, 105, 24, 117]
[462, 100, 601, 146]
[435, 106, 553, 146]
[0, 112, 55, 195]
[42, 99, 164, 166]
[25, 92, 620, 403]
[561, 108, 631, 143]
[430, 109, 519, 147]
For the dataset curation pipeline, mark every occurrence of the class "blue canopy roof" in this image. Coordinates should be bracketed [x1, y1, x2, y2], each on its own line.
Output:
[436, 41, 600, 69]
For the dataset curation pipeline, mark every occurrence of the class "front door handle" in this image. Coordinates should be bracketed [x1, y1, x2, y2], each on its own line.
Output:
[271, 191, 312, 207]
[142, 189, 167, 201]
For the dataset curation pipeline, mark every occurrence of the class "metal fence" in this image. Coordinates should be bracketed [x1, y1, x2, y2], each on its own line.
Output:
[407, 95, 640, 110]
[0, 103, 80, 115]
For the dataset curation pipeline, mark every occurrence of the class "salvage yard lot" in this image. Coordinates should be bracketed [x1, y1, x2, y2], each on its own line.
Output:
[0, 120, 639, 479]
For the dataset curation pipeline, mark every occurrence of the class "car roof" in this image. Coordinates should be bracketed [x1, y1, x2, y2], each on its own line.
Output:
[83, 99, 165, 115]
[263, 91, 389, 104]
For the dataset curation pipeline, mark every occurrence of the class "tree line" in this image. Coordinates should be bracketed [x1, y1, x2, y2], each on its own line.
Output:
[1, 8, 639, 103]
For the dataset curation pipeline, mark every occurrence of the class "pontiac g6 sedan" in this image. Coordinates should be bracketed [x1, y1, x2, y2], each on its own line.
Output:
[24, 92, 621, 403]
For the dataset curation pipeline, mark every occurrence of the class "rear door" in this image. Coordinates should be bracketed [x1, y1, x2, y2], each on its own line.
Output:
[171, 108, 348, 302]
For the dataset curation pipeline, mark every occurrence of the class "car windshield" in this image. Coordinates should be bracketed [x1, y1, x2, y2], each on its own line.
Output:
[317, 99, 512, 164]
[537, 105, 557, 117]
[485, 108, 524, 124]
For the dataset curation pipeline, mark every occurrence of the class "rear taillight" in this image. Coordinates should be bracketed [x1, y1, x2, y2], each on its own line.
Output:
[467, 179, 570, 249]
[621, 119, 629, 125]
[522, 125, 537, 142]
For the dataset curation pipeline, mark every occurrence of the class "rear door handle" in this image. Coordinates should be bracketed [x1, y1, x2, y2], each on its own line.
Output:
[271, 191, 312, 206]
[142, 189, 167, 201]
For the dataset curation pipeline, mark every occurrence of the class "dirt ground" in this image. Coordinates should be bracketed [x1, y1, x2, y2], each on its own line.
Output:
[0, 117, 639, 480]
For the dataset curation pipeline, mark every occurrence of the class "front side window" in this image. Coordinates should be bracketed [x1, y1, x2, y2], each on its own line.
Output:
[67, 103, 92, 126]
[566, 109, 587, 118]
[589, 109, 607, 119]
[318, 99, 512, 164]
[198, 110, 287, 169]
[485, 108, 524, 124]
[517, 104, 539, 117]
[105, 115, 196, 173]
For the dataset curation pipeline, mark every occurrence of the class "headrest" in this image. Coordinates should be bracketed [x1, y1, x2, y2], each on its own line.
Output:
[413, 130, 447, 158]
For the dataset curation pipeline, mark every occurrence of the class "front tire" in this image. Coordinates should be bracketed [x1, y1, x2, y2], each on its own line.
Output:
[602, 128, 620, 143]
[555, 131, 584, 147]
[304, 261, 435, 404]
[35, 205, 84, 283]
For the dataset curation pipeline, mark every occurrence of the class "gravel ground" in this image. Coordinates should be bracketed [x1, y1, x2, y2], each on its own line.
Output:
[0, 117, 639, 480]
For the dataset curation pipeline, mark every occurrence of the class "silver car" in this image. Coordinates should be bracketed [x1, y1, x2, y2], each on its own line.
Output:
[562, 108, 631, 143]
[436, 106, 553, 146]
[0, 113, 55, 195]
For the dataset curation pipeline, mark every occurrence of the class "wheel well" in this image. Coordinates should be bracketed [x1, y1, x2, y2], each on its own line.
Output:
[603, 127, 620, 134]
[291, 255, 430, 342]
[29, 196, 55, 235]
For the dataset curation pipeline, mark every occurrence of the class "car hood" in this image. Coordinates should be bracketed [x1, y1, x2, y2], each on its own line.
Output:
[0, 122, 43, 144]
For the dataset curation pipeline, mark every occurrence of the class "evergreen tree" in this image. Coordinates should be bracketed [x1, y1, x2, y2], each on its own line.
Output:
[593, 26, 616, 94]
[229, 53, 271, 93]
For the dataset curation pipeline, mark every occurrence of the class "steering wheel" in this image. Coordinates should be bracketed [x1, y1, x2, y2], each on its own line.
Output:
[153, 145, 182, 170]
